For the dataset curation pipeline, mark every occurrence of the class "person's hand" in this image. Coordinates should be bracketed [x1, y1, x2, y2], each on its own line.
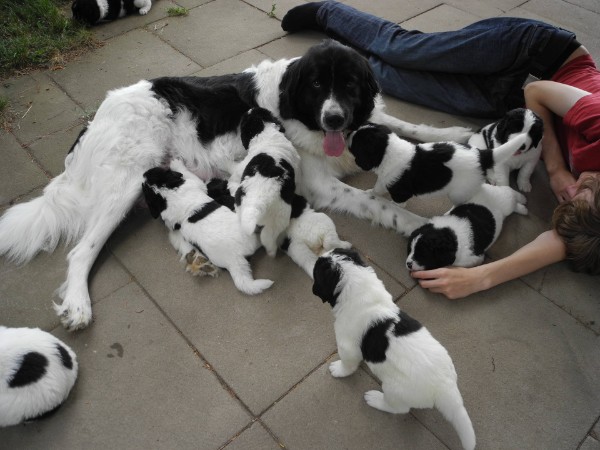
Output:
[549, 168, 577, 203]
[410, 266, 486, 299]
[564, 171, 600, 199]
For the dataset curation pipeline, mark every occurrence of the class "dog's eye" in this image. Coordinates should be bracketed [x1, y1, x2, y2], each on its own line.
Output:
[312, 80, 321, 88]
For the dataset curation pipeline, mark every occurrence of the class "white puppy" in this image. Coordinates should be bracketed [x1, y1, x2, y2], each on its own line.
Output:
[468, 108, 543, 192]
[281, 194, 352, 277]
[0, 326, 78, 427]
[348, 122, 527, 205]
[72, 0, 152, 26]
[229, 107, 301, 257]
[406, 184, 528, 270]
[142, 160, 273, 295]
[312, 249, 475, 450]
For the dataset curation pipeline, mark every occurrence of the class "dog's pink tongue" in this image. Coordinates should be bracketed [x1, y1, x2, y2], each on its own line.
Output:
[324, 131, 346, 157]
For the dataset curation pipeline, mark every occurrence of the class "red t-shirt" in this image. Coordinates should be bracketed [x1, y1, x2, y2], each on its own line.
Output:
[551, 54, 600, 175]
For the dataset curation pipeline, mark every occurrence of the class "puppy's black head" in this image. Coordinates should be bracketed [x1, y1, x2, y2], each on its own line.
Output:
[71, 0, 101, 25]
[142, 167, 185, 219]
[279, 40, 380, 135]
[312, 248, 364, 308]
[348, 123, 390, 170]
[526, 110, 544, 150]
[239, 107, 285, 149]
[406, 224, 457, 270]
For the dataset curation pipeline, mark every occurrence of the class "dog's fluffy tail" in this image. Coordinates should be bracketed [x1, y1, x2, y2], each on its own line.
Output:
[491, 132, 527, 165]
[436, 385, 476, 450]
[0, 173, 85, 264]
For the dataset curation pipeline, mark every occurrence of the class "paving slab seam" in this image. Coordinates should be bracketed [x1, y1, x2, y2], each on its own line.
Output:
[577, 414, 600, 448]
[562, 0, 600, 15]
[0, 183, 47, 209]
[6, 132, 52, 179]
[219, 418, 286, 450]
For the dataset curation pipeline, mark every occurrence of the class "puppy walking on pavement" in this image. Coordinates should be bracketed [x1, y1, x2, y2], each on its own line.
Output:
[312, 249, 476, 450]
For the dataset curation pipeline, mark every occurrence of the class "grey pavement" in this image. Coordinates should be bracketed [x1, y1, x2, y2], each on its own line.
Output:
[1, 0, 599, 448]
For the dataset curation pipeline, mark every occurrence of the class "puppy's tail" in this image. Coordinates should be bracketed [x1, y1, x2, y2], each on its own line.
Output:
[0, 172, 85, 264]
[490, 132, 527, 165]
[436, 385, 476, 450]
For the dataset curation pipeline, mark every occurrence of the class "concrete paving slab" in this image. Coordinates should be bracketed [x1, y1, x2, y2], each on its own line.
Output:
[222, 421, 281, 449]
[400, 4, 481, 32]
[343, 0, 443, 24]
[443, 0, 504, 18]
[0, 132, 48, 205]
[244, 0, 304, 21]
[399, 284, 600, 450]
[191, 49, 269, 77]
[149, 0, 285, 68]
[581, 436, 600, 450]
[258, 32, 326, 61]
[262, 362, 447, 449]
[522, 0, 598, 37]
[49, 28, 201, 111]
[0, 283, 252, 448]
[26, 123, 85, 177]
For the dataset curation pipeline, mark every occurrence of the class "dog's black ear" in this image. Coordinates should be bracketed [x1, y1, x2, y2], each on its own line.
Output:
[312, 256, 342, 308]
[278, 59, 303, 121]
[528, 111, 544, 149]
[143, 167, 185, 190]
[495, 108, 526, 143]
[349, 54, 380, 129]
[348, 124, 388, 170]
[331, 248, 366, 267]
[141, 183, 166, 219]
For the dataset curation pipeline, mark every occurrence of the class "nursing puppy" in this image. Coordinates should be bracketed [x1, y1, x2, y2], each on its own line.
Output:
[72, 0, 152, 26]
[142, 160, 273, 295]
[406, 184, 528, 270]
[468, 108, 543, 192]
[348, 123, 527, 205]
[281, 194, 352, 277]
[0, 326, 78, 427]
[229, 107, 301, 257]
[312, 249, 475, 450]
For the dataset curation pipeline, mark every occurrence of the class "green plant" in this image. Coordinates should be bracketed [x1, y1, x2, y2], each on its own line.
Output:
[267, 3, 276, 18]
[167, 6, 189, 17]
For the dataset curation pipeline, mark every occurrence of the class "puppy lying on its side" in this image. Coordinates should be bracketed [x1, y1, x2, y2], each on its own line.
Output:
[229, 107, 300, 257]
[406, 184, 527, 271]
[0, 326, 78, 427]
[312, 249, 475, 450]
[468, 108, 543, 192]
[142, 160, 273, 295]
[71, 0, 152, 26]
[348, 123, 527, 205]
[280, 194, 352, 277]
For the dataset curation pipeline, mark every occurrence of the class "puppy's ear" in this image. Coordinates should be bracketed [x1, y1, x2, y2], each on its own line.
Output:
[141, 183, 166, 219]
[495, 108, 526, 143]
[332, 248, 367, 267]
[312, 256, 342, 308]
[348, 124, 388, 170]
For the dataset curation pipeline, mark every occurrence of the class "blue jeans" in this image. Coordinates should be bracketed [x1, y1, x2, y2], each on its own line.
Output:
[317, 2, 578, 117]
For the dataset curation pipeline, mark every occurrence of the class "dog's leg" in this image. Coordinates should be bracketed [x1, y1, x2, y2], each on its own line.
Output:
[329, 341, 362, 377]
[134, 0, 152, 14]
[225, 256, 274, 295]
[371, 110, 473, 144]
[168, 230, 220, 277]
[489, 165, 510, 187]
[299, 155, 426, 236]
[516, 159, 537, 192]
[364, 390, 411, 414]
[286, 241, 319, 278]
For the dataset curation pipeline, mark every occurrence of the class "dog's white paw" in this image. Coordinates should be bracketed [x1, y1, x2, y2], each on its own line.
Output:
[139, 7, 150, 14]
[54, 299, 92, 331]
[244, 279, 274, 295]
[515, 203, 528, 215]
[444, 126, 473, 144]
[518, 180, 532, 192]
[329, 360, 357, 378]
[364, 390, 386, 409]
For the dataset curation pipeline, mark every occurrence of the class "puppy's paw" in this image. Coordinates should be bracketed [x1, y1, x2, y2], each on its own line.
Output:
[329, 360, 357, 378]
[54, 300, 92, 331]
[444, 126, 473, 144]
[243, 279, 274, 295]
[364, 390, 386, 410]
[518, 179, 532, 192]
[185, 250, 220, 277]
[515, 204, 528, 215]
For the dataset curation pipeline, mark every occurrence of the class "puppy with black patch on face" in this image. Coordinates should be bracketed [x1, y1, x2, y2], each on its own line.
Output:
[468, 108, 543, 192]
[312, 249, 475, 450]
[406, 184, 528, 271]
[0, 326, 78, 427]
[229, 107, 301, 257]
[71, 0, 152, 26]
[142, 160, 273, 295]
[348, 122, 527, 205]
[280, 194, 352, 277]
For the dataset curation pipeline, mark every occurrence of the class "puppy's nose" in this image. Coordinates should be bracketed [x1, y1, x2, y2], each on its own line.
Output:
[406, 261, 413, 270]
[324, 113, 345, 130]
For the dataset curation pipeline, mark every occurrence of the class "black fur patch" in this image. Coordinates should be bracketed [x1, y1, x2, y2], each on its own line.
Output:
[240, 107, 285, 149]
[143, 167, 185, 189]
[56, 344, 73, 370]
[450, 203, 496, 255]
[280, 237, 291, 251]
[207, 178, 235, 211]
[141, 183, 167, 219]
[495, 108, 527, 143]
[361, 319, 393, 363]
[188, 201, 222, 223]
[478, 148, 494, 174]
[8, 352, 48, 388]
[408, 224, 458, 270]
[290, 194, 308, 219]
[393, 310, 422, 336]
[348, 124, 389, 170]
[151, 74, 256, 145]
[71, 0, 101, 25]
[67, 126, 88, 155]
[241, 154, 296, 204]
[235, 186, 246, 207]
[312, 256, 342, 308]
[332, 248, 365, 267]
[387, 143, 455, 203]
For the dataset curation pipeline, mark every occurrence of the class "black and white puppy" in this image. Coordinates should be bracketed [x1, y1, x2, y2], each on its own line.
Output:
[142, 160, 273, 295]
[468, 108, 543, 192]
[229, 107, 300, 257]
[312, 249, 475, 450]
[406, 184, 528, 270]
[280, 194, 351, 277]
[0, 326, 78, 427]
[72, 0, 152, 26]
[348, 123, 527, 205]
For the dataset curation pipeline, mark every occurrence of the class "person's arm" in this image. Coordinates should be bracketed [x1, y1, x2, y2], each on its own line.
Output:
[524, 80, 591, 202]
[410, 229, 567, 299]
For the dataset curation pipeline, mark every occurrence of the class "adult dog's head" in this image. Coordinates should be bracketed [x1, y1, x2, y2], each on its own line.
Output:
[279, 40, 380, 157]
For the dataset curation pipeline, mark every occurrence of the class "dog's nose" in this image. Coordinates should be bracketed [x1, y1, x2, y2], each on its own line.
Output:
[406, 261, 413, 270]
[324, 113, 345, 130]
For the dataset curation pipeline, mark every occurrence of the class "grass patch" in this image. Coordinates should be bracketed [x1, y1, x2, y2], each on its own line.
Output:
[267, 3, 277, 18]
[167, 6, 189, 17]
[0, 0, 97, 79]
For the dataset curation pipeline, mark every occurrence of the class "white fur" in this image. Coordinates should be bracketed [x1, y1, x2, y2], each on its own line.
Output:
[229, 118, 300, 257]
[317, 252, 475, 450]
[148, 160, 273, 295]
[468, 109, 543, 192]
[406, 184, 528, 270]
[0, 326, 78, 427]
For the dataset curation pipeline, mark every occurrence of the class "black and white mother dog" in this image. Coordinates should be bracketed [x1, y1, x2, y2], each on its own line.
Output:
[0, 40, 472, 330]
